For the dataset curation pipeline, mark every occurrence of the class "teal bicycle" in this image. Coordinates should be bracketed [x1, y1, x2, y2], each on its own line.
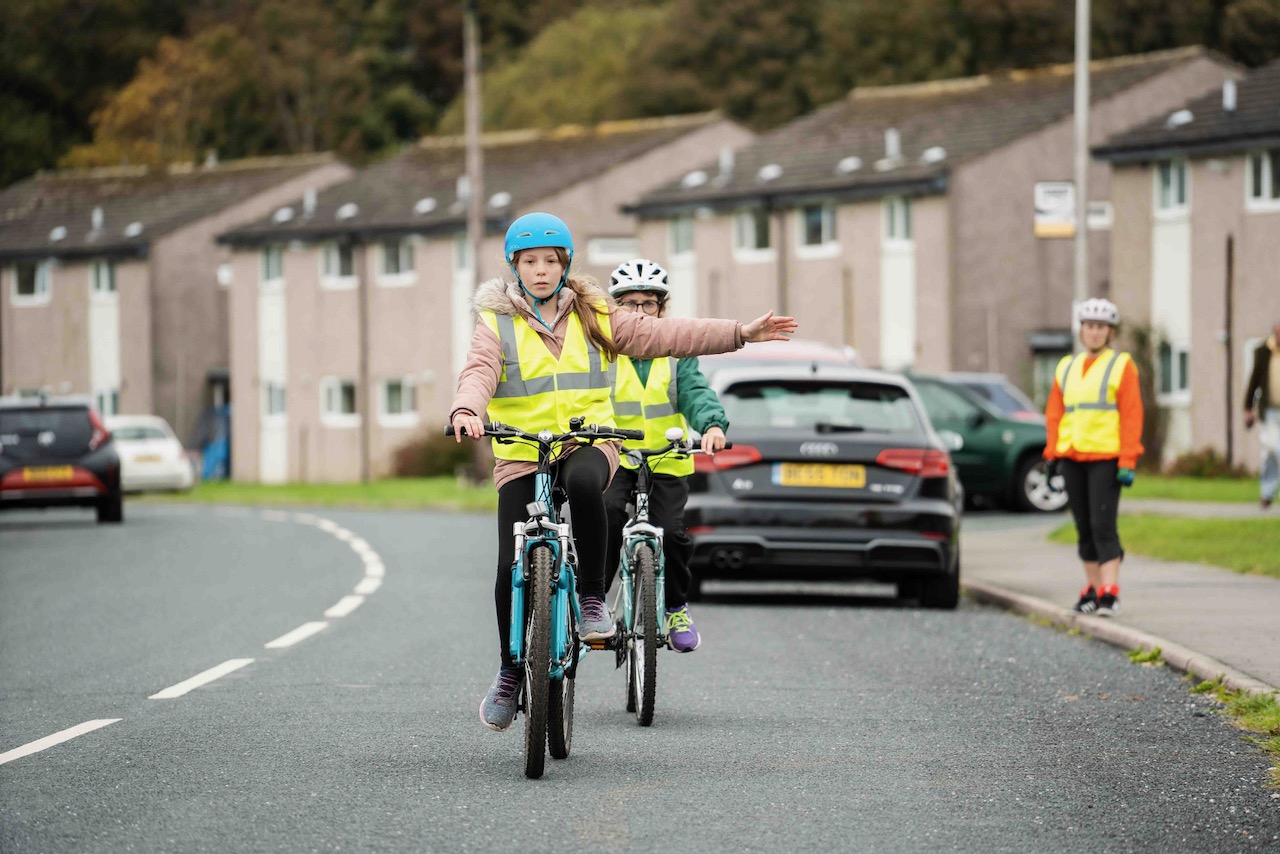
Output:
[448, 418, 642, 778]
[602, 427, 725, 726]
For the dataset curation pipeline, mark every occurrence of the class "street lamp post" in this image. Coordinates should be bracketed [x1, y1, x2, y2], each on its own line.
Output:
[1073, 0, 1091, 340]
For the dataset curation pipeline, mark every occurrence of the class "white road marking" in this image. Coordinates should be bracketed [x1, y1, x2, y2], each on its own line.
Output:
[264, 621, 329, 649]
[354, 577, 382, 595]
[261, 510, 291, 523]
[149, 658, 254, 699]
[363, 559, 385, 578]
[292, 512, 319, 525]
[0, 719, 122, 766]
[324, 595, 364, 618]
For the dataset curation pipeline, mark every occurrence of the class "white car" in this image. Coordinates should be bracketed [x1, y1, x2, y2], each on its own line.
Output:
[105, 415, 196, 492]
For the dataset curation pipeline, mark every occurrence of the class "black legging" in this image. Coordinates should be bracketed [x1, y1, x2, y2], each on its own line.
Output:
[604, 467, 694, 609]
[1060, 458, 1124, 564]
[493, 446, 610, 667]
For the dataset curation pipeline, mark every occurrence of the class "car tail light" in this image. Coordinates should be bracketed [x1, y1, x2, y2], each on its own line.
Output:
[693, 445, 762, 473]
[876, 448, 950, 478]
[686, 525, 714, 535]
[88, 408, 111, 451]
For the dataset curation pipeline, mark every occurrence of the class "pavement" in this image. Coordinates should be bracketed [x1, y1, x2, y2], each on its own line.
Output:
[960, 500, 1280, 696]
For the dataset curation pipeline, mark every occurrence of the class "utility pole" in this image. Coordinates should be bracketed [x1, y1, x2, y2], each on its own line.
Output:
[464, 0, 484, 292]
[1072, 0, 1091, 349]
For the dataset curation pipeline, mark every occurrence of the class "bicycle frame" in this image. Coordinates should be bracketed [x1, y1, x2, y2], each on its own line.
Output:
[617, 456, 669, 647]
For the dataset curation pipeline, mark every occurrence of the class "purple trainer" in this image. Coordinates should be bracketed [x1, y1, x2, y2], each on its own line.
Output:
[665, 604, 701, 653]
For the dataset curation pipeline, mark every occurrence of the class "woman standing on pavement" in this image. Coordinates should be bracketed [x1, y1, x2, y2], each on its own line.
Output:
[1043, 298, 1144, 617]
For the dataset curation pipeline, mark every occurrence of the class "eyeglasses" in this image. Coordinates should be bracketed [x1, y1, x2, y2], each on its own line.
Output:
[619, 299, 662, 315]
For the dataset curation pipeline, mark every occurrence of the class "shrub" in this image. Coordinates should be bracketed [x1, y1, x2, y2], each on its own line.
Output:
[1165, 447, 1252, 479]
[391, 428, 477, 478]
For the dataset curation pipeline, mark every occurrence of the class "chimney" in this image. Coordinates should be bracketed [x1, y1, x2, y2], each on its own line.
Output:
[303, 188, 317, 218]
[885, 128, 901, 162]
[91, 206, 104, 232]
[456, 175, 471, 201]
[718, 147, 735, 178]
[1223, 79, 1237, 113]
[204, 149, 218, 168]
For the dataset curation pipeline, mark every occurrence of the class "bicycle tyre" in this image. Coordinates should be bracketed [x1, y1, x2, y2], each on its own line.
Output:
[547, 675, 574, 759]
[523, 545, 553, 779]
[630, 543, 658, 726]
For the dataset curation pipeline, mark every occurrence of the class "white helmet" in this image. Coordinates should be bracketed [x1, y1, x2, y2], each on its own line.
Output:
[608, 258, 670, 299]
[1077, 298, 1119, 327]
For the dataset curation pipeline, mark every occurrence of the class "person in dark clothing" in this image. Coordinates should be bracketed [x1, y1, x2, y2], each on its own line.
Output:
[1243, 322, 1280, 509]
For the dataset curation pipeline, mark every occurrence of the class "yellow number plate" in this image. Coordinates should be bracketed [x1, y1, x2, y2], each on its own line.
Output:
[23, 466, 74, 482]
[776, 463, 866, 488]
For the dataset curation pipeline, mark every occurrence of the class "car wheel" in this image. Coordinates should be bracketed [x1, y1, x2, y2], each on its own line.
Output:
[97, 490, 124, 524]
[1012, 455, 1068, 513]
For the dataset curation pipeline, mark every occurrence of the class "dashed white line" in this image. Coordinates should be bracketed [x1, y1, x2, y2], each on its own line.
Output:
[324, 595, 365, 618]
[363, 559, 385, 578]
[354, 577, 382, 595]
[0, 719, 122, 766]
[264, 621, 329, 649]
[149, 658, 255, 700]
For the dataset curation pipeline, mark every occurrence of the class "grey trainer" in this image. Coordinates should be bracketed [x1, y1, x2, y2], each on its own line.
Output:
[479, 665, 523, 731]
[579, 594, 616, 640]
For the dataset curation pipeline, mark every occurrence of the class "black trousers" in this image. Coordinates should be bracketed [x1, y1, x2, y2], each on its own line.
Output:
[604, 467, 694, 610]
[1060, 458, 1124, 564]
[493, 446, 610, 667]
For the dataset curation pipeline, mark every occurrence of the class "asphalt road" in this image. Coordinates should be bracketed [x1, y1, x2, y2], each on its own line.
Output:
[2, 503, 1278, 853]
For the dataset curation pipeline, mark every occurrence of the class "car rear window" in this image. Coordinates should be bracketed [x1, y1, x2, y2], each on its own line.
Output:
[960, 381, 1036, 414]
[721, 380, 923, 434]
[113, 425, 169, 440]
[0, 407, 94, 456]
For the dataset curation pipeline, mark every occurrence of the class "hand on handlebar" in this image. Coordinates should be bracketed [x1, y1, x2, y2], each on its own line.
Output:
[700, 426, 727, 455]
[450, 412, 486, 442]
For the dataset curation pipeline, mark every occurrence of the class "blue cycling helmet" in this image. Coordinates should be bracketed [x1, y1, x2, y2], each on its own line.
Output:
[504, 212, 574, 275]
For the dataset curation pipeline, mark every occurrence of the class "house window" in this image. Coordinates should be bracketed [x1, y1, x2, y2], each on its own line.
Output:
[94, 388, 120, 417]
[884, 197, 912, 242]
[587, 237, 639, 266]
[261, 246, 284, 282]
[91, 260, 116, 295]
[322, 242, 356, 288]
[320, 377, 359, 425]
[11, 259, 52, 304]
[799, 203, 836, 247]
[1247, 149, 1280, 205]
[382, 238, 414, 275]
[1158, 341, 1190, 395]
[1156, 159, 1188, 211]
[734, 208, 771, 252]
[670, 216, 694, 256]
[263, 382, 287, 417]
[379, 377, 419, 426]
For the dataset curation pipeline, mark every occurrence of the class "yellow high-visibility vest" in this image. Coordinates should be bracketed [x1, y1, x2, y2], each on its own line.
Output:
[1055, 348, 1131, 457]
[612, 356, 693, 477]
[479, 308, 614, 462]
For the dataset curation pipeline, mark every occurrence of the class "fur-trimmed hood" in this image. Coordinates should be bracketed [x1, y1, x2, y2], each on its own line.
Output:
[471, 275, 610, 320]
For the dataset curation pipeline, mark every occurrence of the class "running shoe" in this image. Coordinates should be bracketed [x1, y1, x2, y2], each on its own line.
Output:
[1096, 592, 1120, 617]
[479, 665, 523, 731]
[1072, 586, 1099, 614]
[665, 604, 701, 653]
[579, 594, 616, 640]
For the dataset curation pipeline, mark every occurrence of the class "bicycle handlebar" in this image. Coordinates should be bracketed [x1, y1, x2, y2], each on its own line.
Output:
[626, 437, 734, 460]
[445, 421, 645, 444]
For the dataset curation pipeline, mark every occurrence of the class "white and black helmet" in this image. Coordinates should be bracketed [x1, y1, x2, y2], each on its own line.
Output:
[1077, 297, 1120, 327]
[608, 258, 670, 299]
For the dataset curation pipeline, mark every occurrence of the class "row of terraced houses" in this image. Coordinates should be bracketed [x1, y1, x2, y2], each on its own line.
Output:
[2, 47, 1277, 482]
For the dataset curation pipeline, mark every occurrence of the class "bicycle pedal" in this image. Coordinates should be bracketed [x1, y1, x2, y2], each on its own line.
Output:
[582, 636, 612, 650]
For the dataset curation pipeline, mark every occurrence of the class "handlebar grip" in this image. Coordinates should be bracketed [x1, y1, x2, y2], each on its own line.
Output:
[722, 441, 734, 449]
[444, 425, 456, 437]
[619, 429, 646, 441]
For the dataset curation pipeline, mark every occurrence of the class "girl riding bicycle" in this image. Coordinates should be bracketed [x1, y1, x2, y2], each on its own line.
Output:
[604, 258, 728, 654]
[450, 212, 797, 731]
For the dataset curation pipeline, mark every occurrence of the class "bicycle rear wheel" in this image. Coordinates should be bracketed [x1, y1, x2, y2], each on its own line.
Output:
[628, 543, 659, 726]
[523, 545, 553, 779]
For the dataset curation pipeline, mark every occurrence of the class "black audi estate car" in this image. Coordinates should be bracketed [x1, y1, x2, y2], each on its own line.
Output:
[685, 359, 962, 608]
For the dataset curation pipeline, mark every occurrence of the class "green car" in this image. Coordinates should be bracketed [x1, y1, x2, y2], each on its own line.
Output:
[908, 374, 1067, 513]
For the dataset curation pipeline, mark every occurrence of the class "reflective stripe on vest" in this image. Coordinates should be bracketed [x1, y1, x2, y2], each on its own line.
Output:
[612, 356, 694, 477]
[480, 308, 615, 462]
[1055, 348, 1130, 457]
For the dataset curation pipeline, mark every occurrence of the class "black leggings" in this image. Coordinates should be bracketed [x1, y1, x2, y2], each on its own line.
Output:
[493, 446, 610, 667]
[1060, 458, 1124, 564]
[604, 467, 694, 609]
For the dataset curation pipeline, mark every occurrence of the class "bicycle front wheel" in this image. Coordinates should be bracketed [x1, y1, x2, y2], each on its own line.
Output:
[523, 545, 553, 779]
[628, 542, 659, 726]
[547, 675, 574, 760]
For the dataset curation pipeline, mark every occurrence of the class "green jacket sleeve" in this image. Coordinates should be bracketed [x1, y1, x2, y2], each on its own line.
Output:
[676, 357, 729, 434]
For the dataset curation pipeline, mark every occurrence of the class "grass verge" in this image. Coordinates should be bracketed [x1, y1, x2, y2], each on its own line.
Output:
[1191, 676, 1280, 788]
[1050, 516, 1280, 578]
[137, 478, 499, 512]
[1127, 476, 1258, 503]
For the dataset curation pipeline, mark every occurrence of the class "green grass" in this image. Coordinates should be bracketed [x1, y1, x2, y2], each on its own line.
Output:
[1127, 475, 1258, 503]
[1050, 516, 1280, 578]
[138, 477, 499, 512]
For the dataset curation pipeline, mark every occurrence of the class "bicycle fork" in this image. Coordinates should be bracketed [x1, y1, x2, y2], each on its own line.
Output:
[509, 519, 580, 676]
